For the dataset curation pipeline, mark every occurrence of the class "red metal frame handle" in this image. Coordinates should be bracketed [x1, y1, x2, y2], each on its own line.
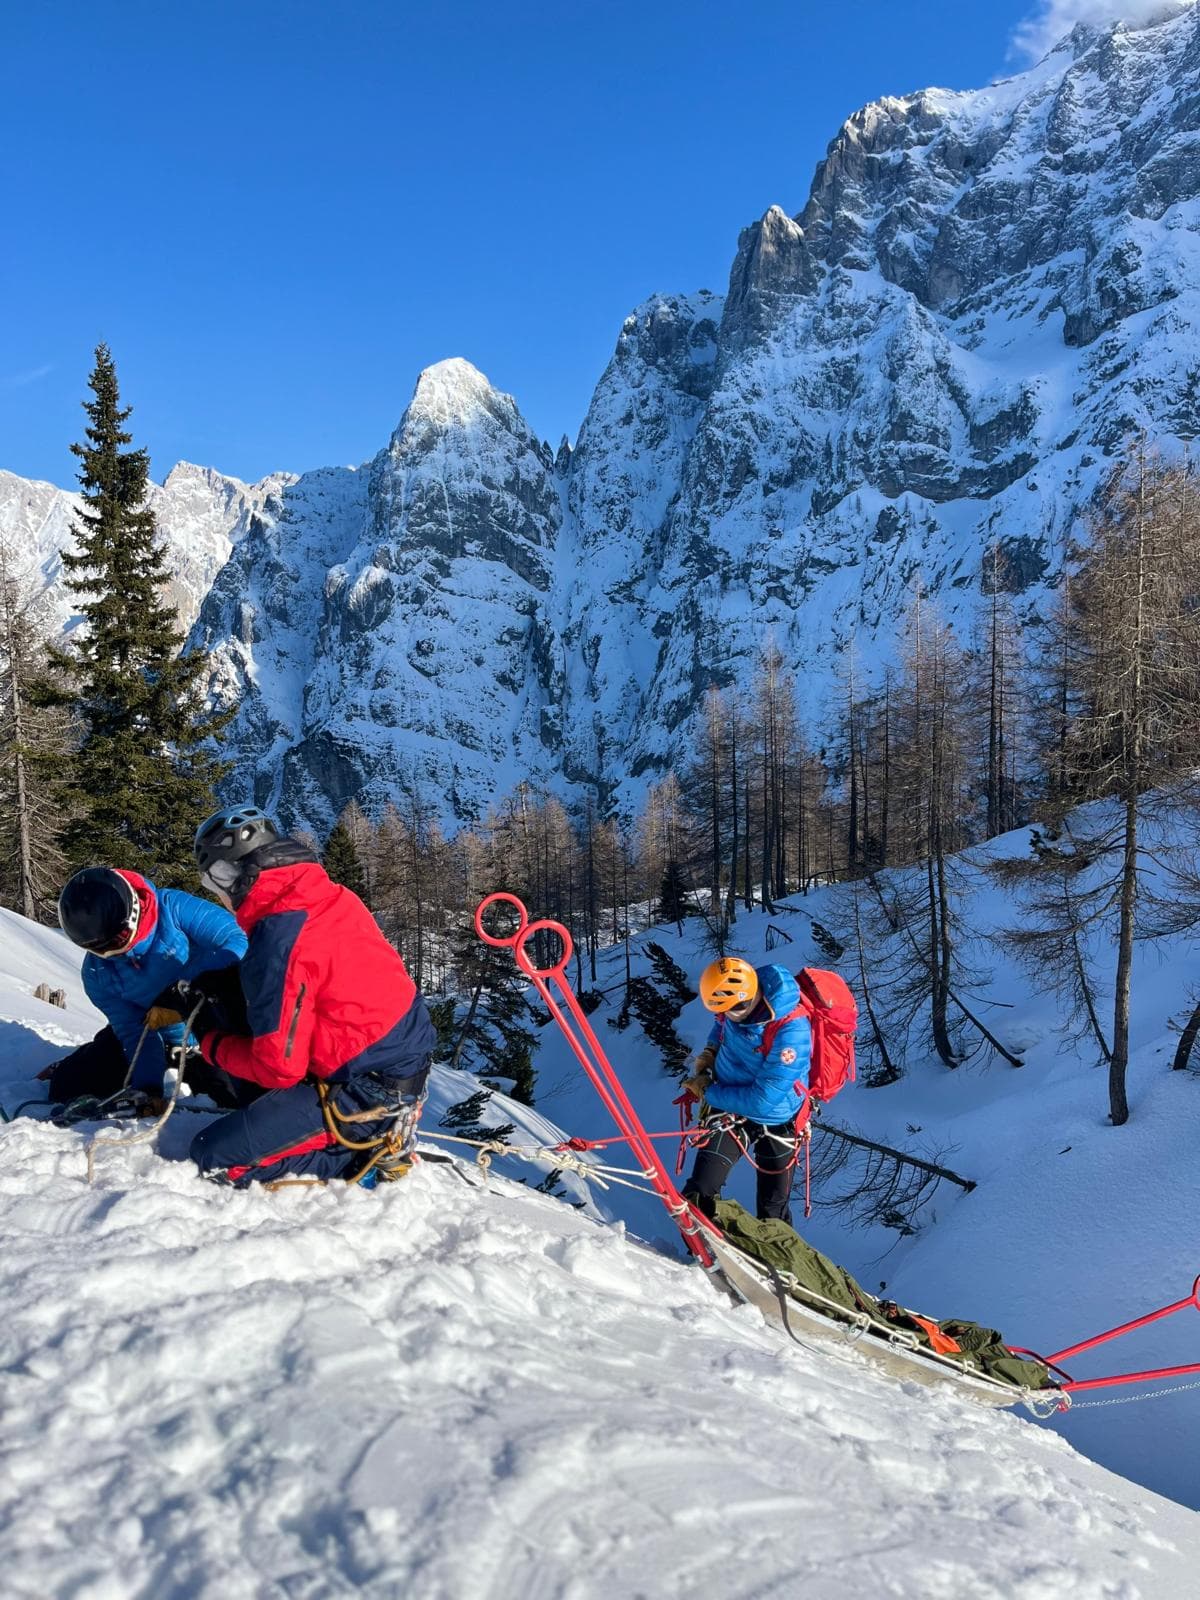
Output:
[475, 891, 528, 948]
[515, 918, 573, 980]
[474, 894, 716, 1267]
[1047, 1275, 1200, 1365]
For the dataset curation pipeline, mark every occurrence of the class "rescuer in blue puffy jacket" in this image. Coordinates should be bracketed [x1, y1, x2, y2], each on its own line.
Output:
[44, 866, 248, 1105]
[681, 957, 811, 1226]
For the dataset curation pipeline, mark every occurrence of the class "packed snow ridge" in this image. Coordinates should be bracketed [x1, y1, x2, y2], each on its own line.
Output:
[10, 7, 1200, 831]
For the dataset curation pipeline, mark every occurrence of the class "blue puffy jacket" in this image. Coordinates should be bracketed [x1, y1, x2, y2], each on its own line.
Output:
[81, 873, 247, 1090]
[703, 964, 811, 1125]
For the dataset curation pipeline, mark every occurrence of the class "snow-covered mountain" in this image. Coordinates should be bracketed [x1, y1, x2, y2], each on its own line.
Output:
[201, 4, 1200, 828]
[191, 359, 565, 823]
[0, 461, 294, 635]
[563, 7, 1200, 803]
[10, 8, 1200, 829]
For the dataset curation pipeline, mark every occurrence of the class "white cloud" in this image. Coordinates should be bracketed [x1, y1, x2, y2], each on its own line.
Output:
[1012, 0, 1196, 62]
[3, 363, 53, 390]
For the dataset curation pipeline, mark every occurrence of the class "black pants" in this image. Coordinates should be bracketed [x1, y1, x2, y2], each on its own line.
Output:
[683, 1115, 798, 1227]
[46, 1026, 260, 1112]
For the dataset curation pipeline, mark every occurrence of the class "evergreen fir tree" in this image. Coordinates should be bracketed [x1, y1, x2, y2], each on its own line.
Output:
[656, 858, 690, 924]
[323, 819, 367, 899]
[37, 346, 229, 883]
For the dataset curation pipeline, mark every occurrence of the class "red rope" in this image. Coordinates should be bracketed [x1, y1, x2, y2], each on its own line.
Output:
[476, 895, 717, 1267]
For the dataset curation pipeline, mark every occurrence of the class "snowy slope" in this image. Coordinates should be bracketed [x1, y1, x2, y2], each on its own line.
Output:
[1, 908, 1199, 1599]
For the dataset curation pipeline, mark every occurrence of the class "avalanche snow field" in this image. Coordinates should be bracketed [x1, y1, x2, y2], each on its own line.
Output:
[1, 843, 1200, 1597]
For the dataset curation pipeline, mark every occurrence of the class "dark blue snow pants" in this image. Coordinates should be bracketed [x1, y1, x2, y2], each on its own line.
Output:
[190, 1064, 430, 1186]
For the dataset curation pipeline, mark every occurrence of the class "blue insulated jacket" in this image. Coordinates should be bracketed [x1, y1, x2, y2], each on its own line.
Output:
[703, 963, 811, 1125]
[81, 879, 247, 1090]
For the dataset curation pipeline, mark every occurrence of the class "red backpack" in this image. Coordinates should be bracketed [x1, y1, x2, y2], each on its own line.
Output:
[760, 968, 858, 1124]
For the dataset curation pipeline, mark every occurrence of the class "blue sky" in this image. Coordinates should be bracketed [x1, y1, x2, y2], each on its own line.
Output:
[2, 0, 1066, 486]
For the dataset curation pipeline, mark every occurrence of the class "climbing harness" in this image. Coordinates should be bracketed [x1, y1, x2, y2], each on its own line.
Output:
[315, 1076, 427, 1186]
[84, 1001, 205, 1184]
[674, 1096, 814, 1217]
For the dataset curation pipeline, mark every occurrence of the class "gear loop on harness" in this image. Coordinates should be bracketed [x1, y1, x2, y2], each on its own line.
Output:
[315, 1077, 425, 1184]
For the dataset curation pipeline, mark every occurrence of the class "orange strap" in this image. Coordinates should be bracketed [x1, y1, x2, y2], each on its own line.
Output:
[907, 1312, 962, 1355]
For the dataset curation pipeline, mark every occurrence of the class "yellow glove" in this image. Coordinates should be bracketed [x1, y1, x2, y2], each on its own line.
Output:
[682, 1049, 715, 1102]
[145, 1006, 184, 1031]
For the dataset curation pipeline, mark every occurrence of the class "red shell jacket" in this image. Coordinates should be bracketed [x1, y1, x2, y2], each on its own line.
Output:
[202, 862, 435, 1091]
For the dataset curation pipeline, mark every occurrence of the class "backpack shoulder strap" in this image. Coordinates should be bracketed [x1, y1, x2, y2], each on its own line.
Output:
[759, 1000, 809, 1058]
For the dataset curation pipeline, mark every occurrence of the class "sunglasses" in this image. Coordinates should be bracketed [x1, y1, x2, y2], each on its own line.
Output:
[86, 916, 140, 958]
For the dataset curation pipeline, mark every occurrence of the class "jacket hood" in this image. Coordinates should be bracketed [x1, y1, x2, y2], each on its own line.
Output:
[231, 837, 320, 910]
[116, 870, 159, 955]
[236, 861, 340, 931]
[757, 964, 800, 1021]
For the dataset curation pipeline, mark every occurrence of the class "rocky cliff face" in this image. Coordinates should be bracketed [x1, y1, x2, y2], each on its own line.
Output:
[192, 359, 564, 829]
[564, 8, 1200, 807]
[10, 10, 1200, 831]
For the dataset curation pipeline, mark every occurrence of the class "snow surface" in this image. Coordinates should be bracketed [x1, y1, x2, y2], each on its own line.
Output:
[3, 860, 1200, 1594]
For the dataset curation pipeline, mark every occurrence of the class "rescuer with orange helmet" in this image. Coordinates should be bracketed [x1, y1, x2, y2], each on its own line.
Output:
[681, 957, 811, 1225]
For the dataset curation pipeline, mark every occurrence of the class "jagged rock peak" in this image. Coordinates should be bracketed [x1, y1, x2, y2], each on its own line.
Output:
[164, 460, 233, 488]
[401, 357, 520, 435]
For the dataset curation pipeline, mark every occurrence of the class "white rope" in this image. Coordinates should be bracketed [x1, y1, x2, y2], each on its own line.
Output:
[416, 1131, 662, 1196]
[1065, 1377, 1200, 1410]
[85, 1001, 203, 1184]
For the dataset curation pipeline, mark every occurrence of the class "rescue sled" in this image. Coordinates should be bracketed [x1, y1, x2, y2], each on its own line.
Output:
[704, 1230, 1061, 1413]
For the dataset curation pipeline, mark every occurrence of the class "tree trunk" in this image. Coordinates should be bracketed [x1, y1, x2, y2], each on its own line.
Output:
[1172, 1000, 1200, 1072]
[926, 853, 957, 1068]
[1, 579, 35, 918]
[818, 1120, 976, 1193]
[743, 771, 753, 912]
[726, 718, 738, 924]
[1109, 790, 1137, 1125]
[449, 982, 483, 1070]
[760, 752, 776, 915]
[852, 884, 899, 1082]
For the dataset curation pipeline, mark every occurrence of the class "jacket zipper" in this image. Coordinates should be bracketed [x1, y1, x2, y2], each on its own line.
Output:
[285, 984, 307, 1059]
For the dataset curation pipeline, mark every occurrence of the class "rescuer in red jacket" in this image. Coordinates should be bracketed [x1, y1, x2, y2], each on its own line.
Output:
[186, 805, 436, 1186]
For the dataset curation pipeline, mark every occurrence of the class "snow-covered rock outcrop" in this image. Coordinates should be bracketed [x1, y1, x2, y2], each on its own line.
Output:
[0, 461, 293, 634]
[193, 359, 564, 828]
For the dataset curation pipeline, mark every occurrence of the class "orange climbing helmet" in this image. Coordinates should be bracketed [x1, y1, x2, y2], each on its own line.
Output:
[698, 957, 760, 1013]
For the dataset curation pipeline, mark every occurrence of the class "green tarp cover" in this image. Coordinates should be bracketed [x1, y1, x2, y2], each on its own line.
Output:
[713, 1200, 1054, 1392]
